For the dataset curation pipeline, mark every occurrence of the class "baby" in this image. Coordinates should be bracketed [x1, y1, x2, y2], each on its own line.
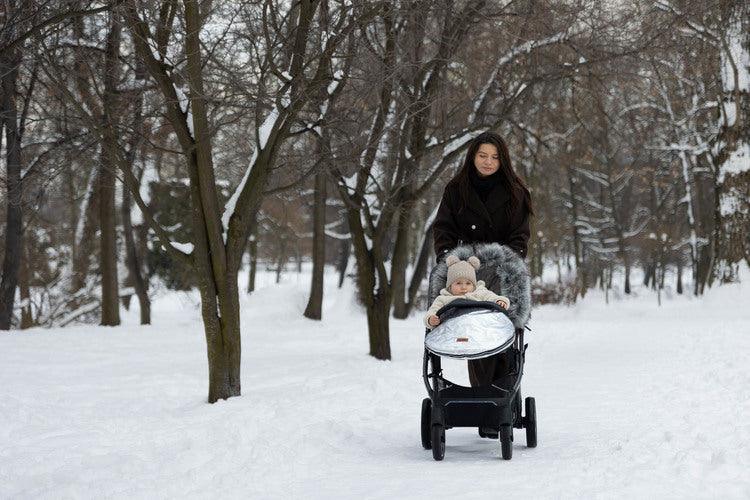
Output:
[425, 255, 510, 329]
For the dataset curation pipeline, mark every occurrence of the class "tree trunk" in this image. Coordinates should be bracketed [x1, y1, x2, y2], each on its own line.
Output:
[694, 243, 712, 295]
[365, 288, 392, 360]
[197, 273, 241, 403]
[623, 260, 631, 295]
[247, 235, 258, 293]
[70, 165, 100, 293]
[275, 237, 287, 284]
[676, 261, 683, 294]
[390, 204, 412, 319]
[0, 48, 23, 330]
[122, 184, 151, 324]
[714, 2, 750, 279]
[337, 240, 350, 288]
[120, 67, 150, 324]
[403, 224, 434, 317]
[304, 173, 326, 320]
[347, 209, 392, 360]
[98, 13, 121, 326]
[19, 235, 32, 329]
[643, 260, 653, 287]
[247, 237, 257, 294]
[393, 222, 433, 319]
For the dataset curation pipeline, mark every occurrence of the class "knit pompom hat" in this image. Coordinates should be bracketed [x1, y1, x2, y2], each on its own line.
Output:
[445, 255, 481, 288]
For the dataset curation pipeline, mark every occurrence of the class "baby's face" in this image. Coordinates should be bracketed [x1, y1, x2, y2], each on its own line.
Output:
[450, 278, 475, 295]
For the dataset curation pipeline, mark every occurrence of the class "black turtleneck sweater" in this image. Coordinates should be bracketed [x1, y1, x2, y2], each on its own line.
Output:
[469, 167, 502, 203]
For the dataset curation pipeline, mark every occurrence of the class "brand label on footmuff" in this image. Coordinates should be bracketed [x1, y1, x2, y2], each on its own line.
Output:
[424, 310, 515, 359]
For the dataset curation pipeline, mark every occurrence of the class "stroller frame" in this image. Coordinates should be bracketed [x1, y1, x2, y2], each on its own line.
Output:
[421, 324, 536, 460]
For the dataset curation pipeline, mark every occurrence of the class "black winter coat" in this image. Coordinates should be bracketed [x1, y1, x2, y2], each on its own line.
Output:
[433, 180, 531, 260]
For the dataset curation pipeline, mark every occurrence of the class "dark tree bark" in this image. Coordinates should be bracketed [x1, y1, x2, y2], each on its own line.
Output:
[336, 240, 350, 289]
[275, 236, 287, 284]
[19, 235, 32, 329]
[70, 167, 100, 293]
[567, 166, 586, 297]
[713, 2, 750, 279]
[404, 224, 434, 315]
[120, 58, 150, 324]
[0, 41, 23, 330]
[304, 172, 326, 320]
[98, 12, 122, 326]
[122, 186, 151, 324]
[247, 237, 257, 294]
[643, 260, 654, 288]
[393, 220, 433, 319]
[390, 203, 412, 319]
[349, 216, 392, 360]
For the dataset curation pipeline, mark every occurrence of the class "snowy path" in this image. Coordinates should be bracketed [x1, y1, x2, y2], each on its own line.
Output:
[1, 273, 748, 499]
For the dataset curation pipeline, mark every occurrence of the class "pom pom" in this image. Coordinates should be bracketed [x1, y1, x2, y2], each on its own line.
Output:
[445, 255, 460, 266]
[467, 256, 481, 269]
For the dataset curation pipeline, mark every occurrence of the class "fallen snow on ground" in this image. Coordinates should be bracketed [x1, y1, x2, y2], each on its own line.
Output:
[1, 268, 749, 499]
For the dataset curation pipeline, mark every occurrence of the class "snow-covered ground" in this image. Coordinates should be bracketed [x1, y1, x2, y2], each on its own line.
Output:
[1, 267, 749, 499]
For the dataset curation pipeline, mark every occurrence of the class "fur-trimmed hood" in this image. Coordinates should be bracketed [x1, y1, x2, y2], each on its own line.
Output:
[428, 243, 531, 328]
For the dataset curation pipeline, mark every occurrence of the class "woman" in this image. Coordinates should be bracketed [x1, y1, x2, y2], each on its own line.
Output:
[433, 131, 533, 388]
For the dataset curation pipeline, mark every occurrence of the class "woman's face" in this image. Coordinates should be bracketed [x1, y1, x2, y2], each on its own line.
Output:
[473, 143, 500, 177]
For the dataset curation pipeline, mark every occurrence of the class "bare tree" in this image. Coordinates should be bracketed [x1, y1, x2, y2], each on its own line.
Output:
[115, 0, 362, 401]
[654, 0, 750, 280]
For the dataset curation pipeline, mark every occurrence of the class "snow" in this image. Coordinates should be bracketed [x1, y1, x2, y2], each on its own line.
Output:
[169, 242, 194, 254]
[442, 130, 480, 157]
[1, 267, 749, 498]
[131, 159, 160, 226]
[340, 171, 358, 192]
[328, 70, 344, 95]
[221, 147, 257, 242]
[720, 9, 750, 92]
[74, 164, 98, 248]
[173, 85, 195, 138]
[146, 35, 162, 62]
[718, 142, 750, 185]
[722, 99, 737, 127]
[720, 189, 745, 217]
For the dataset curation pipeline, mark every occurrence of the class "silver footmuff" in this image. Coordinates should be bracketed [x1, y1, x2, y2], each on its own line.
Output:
[424, 308, 515, 360]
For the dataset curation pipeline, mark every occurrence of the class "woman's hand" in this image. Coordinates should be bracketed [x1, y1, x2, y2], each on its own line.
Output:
[428, 315, 441, 327]
[496, 299, 509, 309]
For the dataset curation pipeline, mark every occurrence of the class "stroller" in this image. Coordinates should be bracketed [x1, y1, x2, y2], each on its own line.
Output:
[421, 243, 537, 460]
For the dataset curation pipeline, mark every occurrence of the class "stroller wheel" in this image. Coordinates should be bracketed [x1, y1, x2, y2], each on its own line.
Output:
[525, 397, 537, 448]
[500, 425, 513, 460]
[431, 424, 445, 461]
[421, 398, 432, 450]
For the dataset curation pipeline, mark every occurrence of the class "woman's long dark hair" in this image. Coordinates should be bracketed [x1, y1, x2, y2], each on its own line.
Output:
[450, 131, 534, 218]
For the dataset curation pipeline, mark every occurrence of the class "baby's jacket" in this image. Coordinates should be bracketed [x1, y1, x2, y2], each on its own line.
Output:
[424, 280, 510, 329]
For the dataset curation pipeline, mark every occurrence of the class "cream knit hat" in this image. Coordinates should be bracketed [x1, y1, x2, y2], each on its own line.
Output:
[445, 255, 481, 288]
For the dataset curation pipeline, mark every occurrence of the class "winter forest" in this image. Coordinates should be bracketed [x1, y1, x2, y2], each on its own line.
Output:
[1, 0, 749, 497]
